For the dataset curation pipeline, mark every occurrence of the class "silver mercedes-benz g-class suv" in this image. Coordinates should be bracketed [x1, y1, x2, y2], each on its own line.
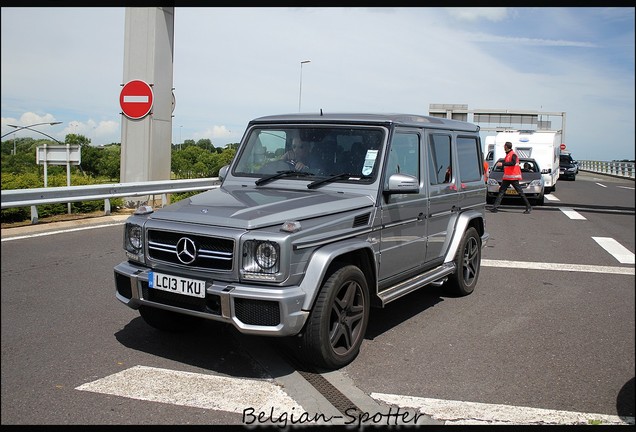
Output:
[114, 113, 489, 369]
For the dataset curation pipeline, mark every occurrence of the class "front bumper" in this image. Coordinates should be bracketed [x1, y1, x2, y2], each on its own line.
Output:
[114, 261, 309, 336]
[487, 183, 543, 199]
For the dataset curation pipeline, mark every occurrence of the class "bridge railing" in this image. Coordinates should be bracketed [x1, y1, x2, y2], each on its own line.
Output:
[578, 160, 635, 179]
[1, 177, 221, 224]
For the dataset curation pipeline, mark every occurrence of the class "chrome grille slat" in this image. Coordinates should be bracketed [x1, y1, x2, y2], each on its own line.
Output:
[147, 229, 234, 271]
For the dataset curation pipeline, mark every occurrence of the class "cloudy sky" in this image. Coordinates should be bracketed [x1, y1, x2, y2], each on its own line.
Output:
[1, 7, 634, 161]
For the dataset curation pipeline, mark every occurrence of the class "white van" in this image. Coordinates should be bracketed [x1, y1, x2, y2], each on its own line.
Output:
[493, 130, 561, 193]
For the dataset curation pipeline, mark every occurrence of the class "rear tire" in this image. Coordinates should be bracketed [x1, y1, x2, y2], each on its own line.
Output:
[446, 227, 481, 296]
[299, 264, 369, 369]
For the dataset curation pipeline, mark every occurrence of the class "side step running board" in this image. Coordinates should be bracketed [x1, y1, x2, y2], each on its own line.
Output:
[377, 262, 456, 306]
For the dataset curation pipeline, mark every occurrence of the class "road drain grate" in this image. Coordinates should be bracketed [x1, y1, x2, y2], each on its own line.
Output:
[278, 348, 363, 417]
[295, 368, 363, 417]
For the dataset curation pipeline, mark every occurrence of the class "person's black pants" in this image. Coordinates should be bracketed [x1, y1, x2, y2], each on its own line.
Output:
[493, 179, 531, 209]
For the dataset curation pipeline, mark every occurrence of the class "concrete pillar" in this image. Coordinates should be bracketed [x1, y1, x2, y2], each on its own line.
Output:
[120, 7, 174, 200]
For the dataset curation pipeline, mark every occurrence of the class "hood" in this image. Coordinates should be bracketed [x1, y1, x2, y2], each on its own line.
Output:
[149, 185, 375, 229]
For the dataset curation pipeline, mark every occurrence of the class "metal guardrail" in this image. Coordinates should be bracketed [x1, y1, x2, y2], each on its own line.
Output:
[1, 159, 634, 225]
[578, 160, 635, 179]
[1, 177, 221, 224]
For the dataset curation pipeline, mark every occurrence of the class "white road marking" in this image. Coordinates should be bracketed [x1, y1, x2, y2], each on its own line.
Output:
[560, 207, 587, 220]
[371, 393, 634, 425]
[1, 222, 125, 242]
[592, 237, 635, 264]
[481, 259, 634, 275]
[618, 185, 635, 190]
[595, 182, 607, 188]
[544, 194, 560, 201]
[76, 365, 305, 415]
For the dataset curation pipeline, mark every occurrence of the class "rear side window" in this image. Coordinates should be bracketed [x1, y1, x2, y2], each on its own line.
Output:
[457, 136, 481, 182]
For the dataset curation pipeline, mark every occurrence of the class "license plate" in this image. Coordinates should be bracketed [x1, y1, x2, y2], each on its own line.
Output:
[505, 189, 518, 195]
[148, 271, 206, 298]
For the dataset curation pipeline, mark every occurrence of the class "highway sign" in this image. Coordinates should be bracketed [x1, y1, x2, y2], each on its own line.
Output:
[120, 80, 154, 119]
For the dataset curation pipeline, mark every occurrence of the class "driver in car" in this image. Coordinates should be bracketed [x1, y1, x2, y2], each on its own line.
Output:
[281, 136, 309, 171]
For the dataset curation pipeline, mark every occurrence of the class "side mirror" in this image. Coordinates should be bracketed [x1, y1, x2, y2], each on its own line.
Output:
[385, 173, 419, 194]
[219, 165, 229, 181]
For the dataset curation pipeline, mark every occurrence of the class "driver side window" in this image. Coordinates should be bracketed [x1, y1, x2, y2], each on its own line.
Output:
[386, 132, 420, 179]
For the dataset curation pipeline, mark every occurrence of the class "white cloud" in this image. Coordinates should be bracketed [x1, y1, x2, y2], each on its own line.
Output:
[445, 7, 509, 22]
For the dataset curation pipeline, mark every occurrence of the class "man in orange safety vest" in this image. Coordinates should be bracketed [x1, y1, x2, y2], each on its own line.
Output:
[490, 141, 532, 214]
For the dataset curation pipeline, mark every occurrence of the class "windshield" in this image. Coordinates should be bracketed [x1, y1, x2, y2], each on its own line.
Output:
[233, 126, 385, 182]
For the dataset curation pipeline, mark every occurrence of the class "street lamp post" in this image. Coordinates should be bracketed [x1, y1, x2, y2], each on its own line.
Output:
[2, 121, 66, 213]
[298, 60, 311, 112]
[2, 121, 63, 147]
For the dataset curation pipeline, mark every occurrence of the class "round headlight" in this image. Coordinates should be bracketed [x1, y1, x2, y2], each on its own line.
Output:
[128, 225, 143, 250]
[255, 242, 278, 269]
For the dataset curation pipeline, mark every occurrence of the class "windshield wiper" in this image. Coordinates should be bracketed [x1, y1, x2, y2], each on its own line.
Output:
[307, 173, 371, 189]
[255, 170, 314, 186]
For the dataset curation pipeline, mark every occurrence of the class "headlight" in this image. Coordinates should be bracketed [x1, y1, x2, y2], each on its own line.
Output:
[255, 242, 278, 269]
[529, 180, 542, 187]
[242, 240, 281, 279]
[125, 223, 143, 252]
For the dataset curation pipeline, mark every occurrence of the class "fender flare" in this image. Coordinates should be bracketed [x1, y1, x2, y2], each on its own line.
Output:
[443, 210, 485, 263]
[297, 238, 375, 310]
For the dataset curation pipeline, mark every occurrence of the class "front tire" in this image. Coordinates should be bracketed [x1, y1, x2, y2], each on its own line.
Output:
[446, 227, 481, 296]
[299, 264, 369, 369]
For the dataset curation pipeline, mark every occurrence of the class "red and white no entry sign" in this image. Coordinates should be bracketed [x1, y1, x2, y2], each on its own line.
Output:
[120, 79, 154, 119]
[560, 143, 566, 150]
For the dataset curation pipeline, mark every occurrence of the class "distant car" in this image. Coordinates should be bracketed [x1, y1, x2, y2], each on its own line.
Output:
[559, 154, 577, 180]
[487, 157, 545, 206]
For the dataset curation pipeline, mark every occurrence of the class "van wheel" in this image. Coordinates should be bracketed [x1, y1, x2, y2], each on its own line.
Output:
[139, 306, 197, 332]
[535, 194, 545, 206]
[300, 264, 369, 369]
[446, 227, 481, 296]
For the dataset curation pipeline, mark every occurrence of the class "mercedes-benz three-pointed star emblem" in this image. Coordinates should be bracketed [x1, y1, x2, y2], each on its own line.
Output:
[176, 237, 197, 265]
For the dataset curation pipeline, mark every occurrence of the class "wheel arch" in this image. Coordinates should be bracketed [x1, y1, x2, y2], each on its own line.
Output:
[298, 239, 376, 311]
[443, 210, 485, 264]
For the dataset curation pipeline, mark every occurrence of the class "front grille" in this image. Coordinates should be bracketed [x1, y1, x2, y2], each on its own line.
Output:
[147, 230, 234, 271]
[234, 298, 280, 326]
[141, 280, 221, 315]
